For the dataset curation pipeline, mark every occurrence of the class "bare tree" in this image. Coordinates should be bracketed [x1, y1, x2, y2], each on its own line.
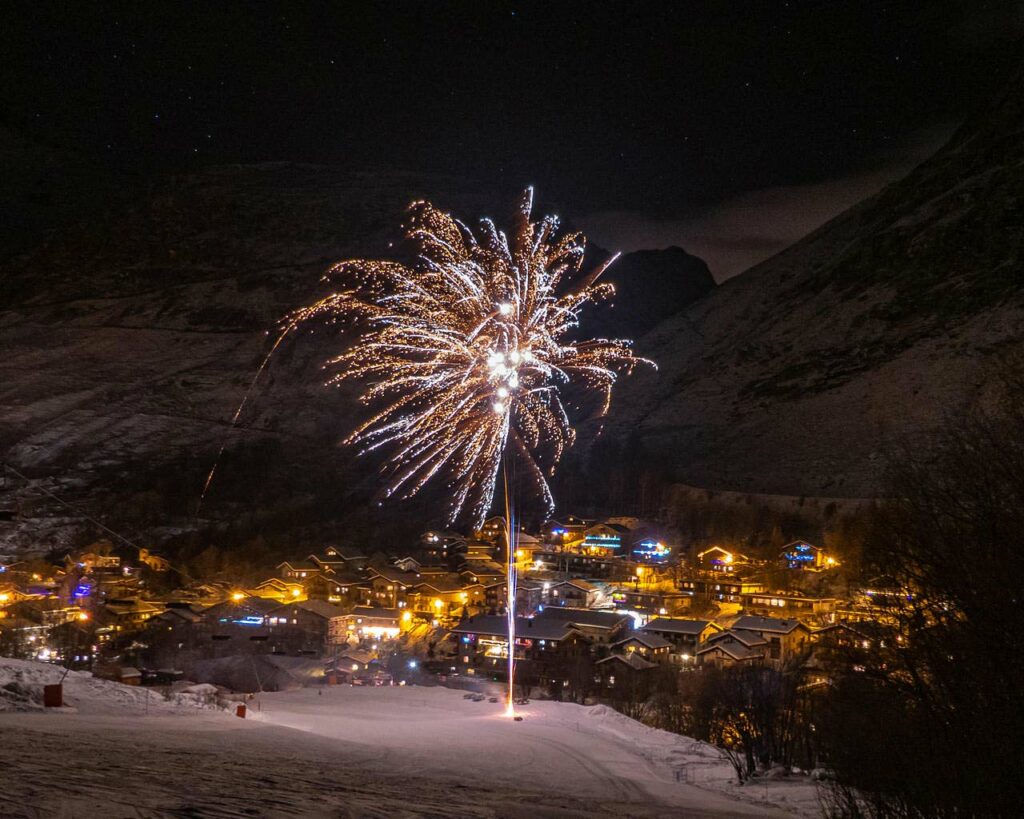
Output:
[818, 364, 1024, 817]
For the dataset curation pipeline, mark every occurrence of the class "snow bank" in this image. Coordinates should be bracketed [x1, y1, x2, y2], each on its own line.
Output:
[578, 701, 821, 816]
[191, 653, 324, 692]
[0, 657, 239, 714]
[249, 684, 820, 816]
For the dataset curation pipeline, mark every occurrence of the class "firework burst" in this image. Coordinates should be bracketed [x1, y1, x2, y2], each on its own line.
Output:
[291, 188, 652, 526]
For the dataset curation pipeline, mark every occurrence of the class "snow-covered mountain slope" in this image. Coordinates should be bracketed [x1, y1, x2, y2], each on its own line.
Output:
[606, 67, 1024, 497]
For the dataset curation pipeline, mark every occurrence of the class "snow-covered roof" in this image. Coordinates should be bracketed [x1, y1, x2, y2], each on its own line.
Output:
[367, 566, 421, 584]
[333, 649, 374, 666]
[552, 578, 597, 592]
[538, 607, 630, 630]
[272, 599, 346, 620]
[732, 615, 808, 634]
[613, 632, 672, 650]
[321, 545, 367, 560]
[780, 540, 820, 552]
[450, 615, 577, 642]
[697, 641, 764, 662]
[277, 560, 322, 572]
[708, 629, 768, 648]
[413, 574, 474, 593]
[642, 618, 717, 636]
[460, 563, 505, 579]
[596, 652, 656, 671]
[350, 606, 401, 620]
[155, 607, 203, 624]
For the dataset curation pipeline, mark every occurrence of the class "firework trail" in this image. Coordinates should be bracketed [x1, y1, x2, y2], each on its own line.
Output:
[291, 187, 652, 527]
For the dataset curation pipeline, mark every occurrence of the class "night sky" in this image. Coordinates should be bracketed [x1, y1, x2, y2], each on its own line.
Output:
[4, 2, 1022, 278]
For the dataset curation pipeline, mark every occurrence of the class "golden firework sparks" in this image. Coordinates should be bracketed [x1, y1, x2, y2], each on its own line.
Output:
[291, 188, 653, 526]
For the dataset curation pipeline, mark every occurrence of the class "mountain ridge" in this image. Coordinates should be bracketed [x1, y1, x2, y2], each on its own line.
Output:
[604, 68, 1024, 497]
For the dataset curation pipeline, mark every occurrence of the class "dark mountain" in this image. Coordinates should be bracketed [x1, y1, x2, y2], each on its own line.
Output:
[0, 165, 712, 557]
[586, 247, 715, 340]
[604, 68, 1024, 498]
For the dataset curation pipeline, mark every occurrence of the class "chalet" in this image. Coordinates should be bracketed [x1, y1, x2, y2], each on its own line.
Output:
[844, 578, 913, 619]
[697, 630, 768, 667]
[679, 573, 766, 603]
[267, 599, 347, 653]
[277, 560, 332, 582]
[695, 546, 749, 572]
[203, 596, 279, 631]
[533, 550, 621, 578]
[535, 607, 632, 646]
[581, 523, 629, 556]
[344, 606, 403, 641]
[98, 598, 164, 629]
[483, 581, 508, 613]
[478, 516, 506, 542]
[609, 586, 690, 617]
[0, 616, 47, 650]
[0, 584, 37, 607]
[640, 618, 722, 660]
[610, 632, 673, 664]
[460, 559, 505, 580]
[728, 615, 814, 664]
[249, 577, 305, 602]
[362, 566, 420, 608]
[137, 548, 171, 572]
[631, 538, 672, 563]
[330, 648, 376, 674]
[459, 562, 506, 606]
[512, 532, 542, 568]
[780, 540, 834, 570]
[546, 578, 599, 609]
[10, 593, 88, 626]
[448, 613, 584, 674]
[312, 545, 368, 573]
[742, 592, 837, 620]
[152, 603, 204, 627]
[463, 540, 497, 563]
[65, 546, 122, 574]
[177, 583, 232, 605]
[392, 556, 422, 573]
[406, 575, 484, 620]
[596, 651, 658, 688]
[515, 580, 544, 615]
[94, 663, 142, 685]
[420, 530, 467, 565]
[541, 516, 589, 545]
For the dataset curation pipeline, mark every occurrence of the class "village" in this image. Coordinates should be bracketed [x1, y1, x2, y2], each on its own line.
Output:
[0, 513, 899, 700]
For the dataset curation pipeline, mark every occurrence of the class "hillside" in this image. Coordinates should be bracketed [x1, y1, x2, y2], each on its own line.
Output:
[0, 165, 713, 557]
[606, 69, 1024, 497]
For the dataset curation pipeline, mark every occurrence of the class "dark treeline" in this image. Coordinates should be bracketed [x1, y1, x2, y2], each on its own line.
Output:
[600, 364, 1024, 817]
[815, 365, 1024, 817]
